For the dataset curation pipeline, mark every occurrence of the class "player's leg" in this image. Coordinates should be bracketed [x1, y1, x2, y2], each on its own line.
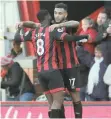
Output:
[48, 70, 65, 118]
[50, 91, 64, 118]
[59, 69, 70, 118]
[38, 72, 53, 118]
[65, 68, 83, 118]
[70, 91, 82, 118]
[45, 93, 53, 118]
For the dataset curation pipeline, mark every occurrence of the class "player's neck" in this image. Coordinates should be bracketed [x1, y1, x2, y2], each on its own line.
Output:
[62, 19, 67, 23]
[41, 20, 50, 27]
[55, 19, 67, 24]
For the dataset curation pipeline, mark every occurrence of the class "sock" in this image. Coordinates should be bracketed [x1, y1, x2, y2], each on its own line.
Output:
[50, 109, 61, 118]
[60, 104, 66, 118]
[48, 111, 51, 118]
[73, 101, 82, 118]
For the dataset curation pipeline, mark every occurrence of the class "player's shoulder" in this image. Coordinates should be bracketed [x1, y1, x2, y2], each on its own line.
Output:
[57, 27, 65, 32]
[50, 28, 64, 35]
[51, 27, 65, 33]
[65, 27, 77, 34]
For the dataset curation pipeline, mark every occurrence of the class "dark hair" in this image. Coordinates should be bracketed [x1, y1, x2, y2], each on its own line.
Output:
[95, 45, 102, 52]
[105, 8, 111, 19]
[99, 9, 108, 18]
[83, 17, 94, 26]
[37, 9, 49, 22]
[13, 40, 21, 45]
[55, 3, 68, 11]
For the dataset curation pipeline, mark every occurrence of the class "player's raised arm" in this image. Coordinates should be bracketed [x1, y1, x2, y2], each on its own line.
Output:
[17, 21, 41, 29]
[23, 21, 41, 28]
[14, 27, 33, 42]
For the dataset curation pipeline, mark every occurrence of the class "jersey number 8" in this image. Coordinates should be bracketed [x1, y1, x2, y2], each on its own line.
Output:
[37, 39, 44, 56]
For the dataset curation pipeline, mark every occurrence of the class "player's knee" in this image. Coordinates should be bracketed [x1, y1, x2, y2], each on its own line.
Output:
[52, 99, 63, 109]
[53, 91, 64, 105]
[70, 91, 81, 102]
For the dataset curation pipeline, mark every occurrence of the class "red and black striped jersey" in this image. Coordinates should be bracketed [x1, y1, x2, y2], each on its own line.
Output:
[56, 27, 79, 69]
[15, 27, 68, 72]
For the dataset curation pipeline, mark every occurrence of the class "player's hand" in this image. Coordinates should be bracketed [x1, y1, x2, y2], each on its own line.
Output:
[88, 34, 92, 40]
[49, 24, 60, 32]
[35, 23, 41, 28]
[79, 38, 88, 43]
[15, 22, 23, 29]
[102, 32, 107, 38]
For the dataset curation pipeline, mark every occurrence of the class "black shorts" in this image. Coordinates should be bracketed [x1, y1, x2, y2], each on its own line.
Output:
[60, 67, 81, 92]
[38, 70, 64, 94]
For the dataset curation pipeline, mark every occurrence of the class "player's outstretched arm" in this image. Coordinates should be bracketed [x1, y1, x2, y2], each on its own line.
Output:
[54, 29, 88, 42]
[63, 34, 88, 42]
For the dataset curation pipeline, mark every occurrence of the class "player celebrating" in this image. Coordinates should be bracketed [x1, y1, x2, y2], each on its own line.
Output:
[53, 3, 84, 118]
[15, 9, 88, 118]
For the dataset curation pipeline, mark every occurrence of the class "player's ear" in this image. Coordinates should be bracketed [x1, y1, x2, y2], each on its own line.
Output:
[65, 12, 68, 19]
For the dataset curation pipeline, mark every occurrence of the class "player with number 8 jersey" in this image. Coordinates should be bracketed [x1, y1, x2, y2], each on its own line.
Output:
[31, 27, 59, 72]
[15, 26, 68, 72]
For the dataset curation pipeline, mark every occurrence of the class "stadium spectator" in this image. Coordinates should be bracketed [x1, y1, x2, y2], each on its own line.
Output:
[87, 45, 108, 101]
[9, 41, 23, 58]
[79, 17, 98, 55]
[76, 46, 93, 101]
[94, 10, 110, 44]
[98, 21, 111, 66]
[77, 17, 97, 101]
[1, 56, 35, 101]
[104, 64, 111, 101]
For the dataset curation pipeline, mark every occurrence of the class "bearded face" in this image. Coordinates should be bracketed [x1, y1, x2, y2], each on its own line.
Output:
[54, 8, 67, 23]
